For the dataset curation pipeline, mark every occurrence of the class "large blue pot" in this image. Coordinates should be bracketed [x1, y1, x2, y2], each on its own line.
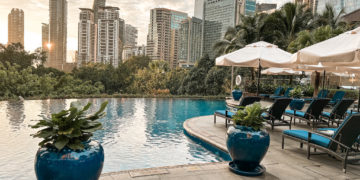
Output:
[226, 126, 270, 171]
[35, 140, 104, 180]
[232, 90, 243, 101]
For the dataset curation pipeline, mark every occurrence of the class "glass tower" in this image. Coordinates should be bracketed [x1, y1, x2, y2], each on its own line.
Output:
[315, 0, 360, 14]
[202, 0, 238, 58]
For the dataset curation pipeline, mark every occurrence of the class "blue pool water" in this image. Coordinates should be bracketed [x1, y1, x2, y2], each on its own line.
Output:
[0, 98, 227, 180]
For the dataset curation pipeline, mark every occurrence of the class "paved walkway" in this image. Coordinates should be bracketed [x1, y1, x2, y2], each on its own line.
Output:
[101, 100, 360, 180]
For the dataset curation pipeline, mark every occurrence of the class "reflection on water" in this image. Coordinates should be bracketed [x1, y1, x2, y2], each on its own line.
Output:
[0, 98, 226, 180]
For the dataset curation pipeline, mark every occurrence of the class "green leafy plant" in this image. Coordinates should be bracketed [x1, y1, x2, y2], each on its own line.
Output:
[289, 87, 303, 99]
[31, 101, 108, 151]
[232, 103, 267, 131]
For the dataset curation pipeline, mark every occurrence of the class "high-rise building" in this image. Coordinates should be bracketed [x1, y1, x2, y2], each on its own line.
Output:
[93, 0, 106, 24]
[97, 6, 121, 67]
[194, 0, 204, 19]
[239, 0, 257, 16]
[125, 24, 138, 47]
[118, 18, 125, 61]
[8, 8, 24, 46]
[122, 45, 146, 62]
[202, 0, 239, 58]
[313, 0, 360, 15]
[78, 8, 97, 67]
[178, 17, 203, 67]
[146, 8, 188, 67]
[256, 3, 277, 13]
[48, 0, 68, 70]
[41, 23, 49, 51]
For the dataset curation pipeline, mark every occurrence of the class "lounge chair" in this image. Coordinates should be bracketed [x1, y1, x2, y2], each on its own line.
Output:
[282, 114, 360, 172]
[260, 87, 283, 98]
[271, 88, 293, 99]
[329, 91, 346, 106]
[320, 99, 355, 127]
[262, 98, 292, 130]
[289, 99, 305, 111]
[284, 98, 330, 128]
[214, 96, 261, 127]
[304, 90, 329, 103]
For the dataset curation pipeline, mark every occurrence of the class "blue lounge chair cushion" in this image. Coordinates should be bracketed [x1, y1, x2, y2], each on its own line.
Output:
[261, 112, 270, 120]
[283, 130, 331, 148]
[318, 128, 337, 131]
[347, 110, 359, 116]
[285, 110, 306, 118]
[259, 94, 270, 98]
[321, 112, 331, 118]
[270, 95, 282, 99]
[215, 110, 235, 118]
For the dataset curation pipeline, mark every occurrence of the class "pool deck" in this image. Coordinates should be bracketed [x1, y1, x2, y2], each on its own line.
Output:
[101, 101, 360, 180]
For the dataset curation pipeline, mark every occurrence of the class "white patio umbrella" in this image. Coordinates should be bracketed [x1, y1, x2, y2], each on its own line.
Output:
[292, 27, 360, 66]
[216, 41, 294, 94]
[261, 68, 305, 75]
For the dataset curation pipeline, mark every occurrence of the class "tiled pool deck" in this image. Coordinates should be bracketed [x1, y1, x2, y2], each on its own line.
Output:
[101, 101, 360, 180]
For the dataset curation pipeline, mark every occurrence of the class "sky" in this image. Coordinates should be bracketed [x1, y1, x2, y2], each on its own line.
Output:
[0, 0, 292, 52]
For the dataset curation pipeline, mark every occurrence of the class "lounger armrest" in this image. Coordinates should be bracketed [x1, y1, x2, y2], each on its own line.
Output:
[305, 113, 316, 119]
[307, 132, 351, 150]
[263, 112, 276, 120]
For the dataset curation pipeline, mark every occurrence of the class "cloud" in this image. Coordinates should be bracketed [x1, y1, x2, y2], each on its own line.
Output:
[0, 0, 195, 51]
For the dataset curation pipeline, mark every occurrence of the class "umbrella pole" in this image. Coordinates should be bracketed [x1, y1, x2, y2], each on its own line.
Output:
[358, 87, 360, 112]
[231, 66, 234, 93]
[322, 70, 326, 91]
[257, 62, 261, 96]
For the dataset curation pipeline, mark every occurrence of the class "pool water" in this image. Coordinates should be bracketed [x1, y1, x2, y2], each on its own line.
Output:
[0, 98, 227, 180]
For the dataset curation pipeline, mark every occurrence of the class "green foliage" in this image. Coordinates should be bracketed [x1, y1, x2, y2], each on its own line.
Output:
[232, 103, 267, 131]
[289, 86, 303, 98]
[288, 25, 346, 53]
[31, 102, 108, 151]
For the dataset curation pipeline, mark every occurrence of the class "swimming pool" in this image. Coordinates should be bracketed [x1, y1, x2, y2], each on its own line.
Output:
[0, 98, 228, 179]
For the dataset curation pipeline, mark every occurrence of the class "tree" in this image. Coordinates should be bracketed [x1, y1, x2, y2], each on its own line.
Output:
[0, 43, 34, 69]
[263, 3, 313, 49]
[213, 13, 268, 56]
[287, 25, 346, 53]
[313, 4, 346, 29]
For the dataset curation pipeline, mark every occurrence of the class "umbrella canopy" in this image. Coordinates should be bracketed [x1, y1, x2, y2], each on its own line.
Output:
[261, 68, 306, 75]
[216, 41, 293, 68]
[292, 27, 360, 66]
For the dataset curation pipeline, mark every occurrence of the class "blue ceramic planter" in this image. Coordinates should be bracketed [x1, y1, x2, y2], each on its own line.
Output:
[35, 140, 104, 180]
[226, 126, 270, 175]
[232, 90, 243, 101]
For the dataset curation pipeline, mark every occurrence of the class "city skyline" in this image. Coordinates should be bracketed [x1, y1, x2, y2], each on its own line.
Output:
[0, 0, 289, 52]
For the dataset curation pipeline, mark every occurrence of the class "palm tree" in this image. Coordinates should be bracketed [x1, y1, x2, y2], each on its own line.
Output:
[213, 13, 268, 56]
[263, 3, 313, 49]
[313, 4, 346, 29]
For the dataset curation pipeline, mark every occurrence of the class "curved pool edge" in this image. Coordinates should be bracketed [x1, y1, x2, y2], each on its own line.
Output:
[183, 116, 231, 161]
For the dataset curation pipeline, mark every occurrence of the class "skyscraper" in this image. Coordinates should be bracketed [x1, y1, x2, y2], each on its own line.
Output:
[239, 0, 257, 16]
[41, 23, 49, 58]
[313, 0, 360, 15]
[178, 17, 203, 67]
[97, 6, 121, 67]
[8, 8, 24, 46]
[78, 8, 97, 67]
[125, 24, 138, 47]
[93, 0, 106, 24]
[146, 8, 187, 67]
[118, 18, 125, 61]
[48, 0, 67, 70]
[194, 0, 204, 19]
[202, 0, 239, 58]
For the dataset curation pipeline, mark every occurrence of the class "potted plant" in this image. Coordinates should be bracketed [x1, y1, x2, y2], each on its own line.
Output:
[232, 85, 243, 101]
[289, 87, 305, 111]
[31, 101, 108, 180]
[226, 103, 269, 176]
